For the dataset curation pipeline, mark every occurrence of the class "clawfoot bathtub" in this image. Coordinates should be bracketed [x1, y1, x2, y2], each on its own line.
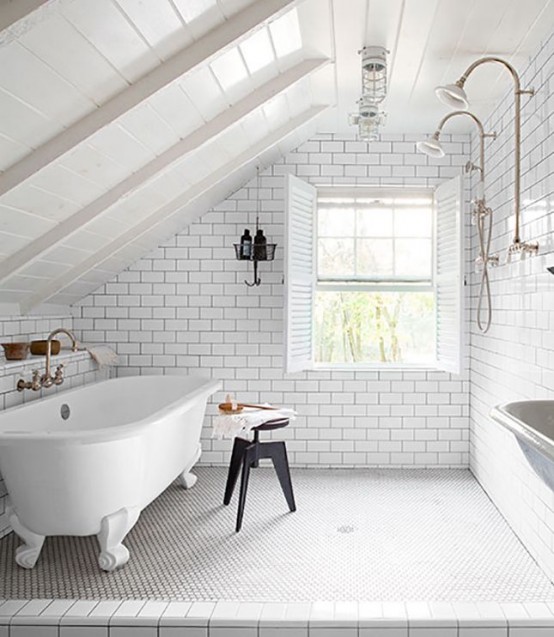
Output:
[0, 374, 220, 571]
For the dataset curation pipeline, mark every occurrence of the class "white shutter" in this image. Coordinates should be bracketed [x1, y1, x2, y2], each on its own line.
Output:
[435, 175, 463, 375]
[284, 174, 316, 373]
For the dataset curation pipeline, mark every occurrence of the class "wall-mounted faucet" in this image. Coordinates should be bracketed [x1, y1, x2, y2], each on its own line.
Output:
[17, 328, 79, 392]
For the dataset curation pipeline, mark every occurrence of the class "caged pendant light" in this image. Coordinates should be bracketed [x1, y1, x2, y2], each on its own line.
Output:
[348, 46, 388, 141]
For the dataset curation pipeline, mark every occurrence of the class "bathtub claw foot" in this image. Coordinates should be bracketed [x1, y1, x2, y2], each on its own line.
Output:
[98, 545, 130, 571]
[97, 507, 139, 572]
[178, 444, 201, 489]
[178, 471, 197, 489]
[7, 504, 44, 569]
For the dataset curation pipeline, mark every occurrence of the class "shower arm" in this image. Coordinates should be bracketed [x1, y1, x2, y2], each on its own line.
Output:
[452, 57, 536, 251]
[432, 110, 494, 197]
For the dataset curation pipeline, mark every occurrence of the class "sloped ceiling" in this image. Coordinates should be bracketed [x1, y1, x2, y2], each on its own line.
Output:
[0, 0, 553, 315]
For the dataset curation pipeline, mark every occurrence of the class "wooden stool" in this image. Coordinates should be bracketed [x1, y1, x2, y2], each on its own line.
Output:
[223, 417, 296, 532]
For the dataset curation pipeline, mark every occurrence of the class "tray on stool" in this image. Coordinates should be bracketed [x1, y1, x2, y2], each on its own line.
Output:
[223, 417, 296, 532]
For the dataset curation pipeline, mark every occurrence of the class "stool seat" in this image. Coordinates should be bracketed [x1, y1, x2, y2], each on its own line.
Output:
[223, 417, 296, 532]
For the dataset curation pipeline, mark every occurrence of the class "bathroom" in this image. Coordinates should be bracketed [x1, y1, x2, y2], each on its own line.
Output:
[0, 0, 554, 633]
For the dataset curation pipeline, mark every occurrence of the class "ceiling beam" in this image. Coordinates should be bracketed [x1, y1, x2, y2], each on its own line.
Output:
[0, 0, 299, 198]
[20, 105, 328, 313]
[0, 58, 329, 285]
[0, 0, 48, 33]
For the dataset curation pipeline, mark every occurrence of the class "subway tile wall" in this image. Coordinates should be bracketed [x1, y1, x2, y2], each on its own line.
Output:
[75, 134, 471, 469]
[0, 314, 107, 538]
[468, 31, 554, 580]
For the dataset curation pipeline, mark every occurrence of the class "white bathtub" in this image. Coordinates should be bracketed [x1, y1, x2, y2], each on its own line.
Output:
[0, 374, 220, 571]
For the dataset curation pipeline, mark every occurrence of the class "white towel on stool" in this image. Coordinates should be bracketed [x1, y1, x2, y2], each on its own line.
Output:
[212, 407, 297, 439]
[86, 345, 118, 368]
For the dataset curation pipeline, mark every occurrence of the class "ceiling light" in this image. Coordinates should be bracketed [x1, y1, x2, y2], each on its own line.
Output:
[348, 95, 386, 141]
[349, 46, 388, 141]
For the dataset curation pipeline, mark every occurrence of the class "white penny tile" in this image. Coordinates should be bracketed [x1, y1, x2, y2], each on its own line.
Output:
[4, 469, 549, 603]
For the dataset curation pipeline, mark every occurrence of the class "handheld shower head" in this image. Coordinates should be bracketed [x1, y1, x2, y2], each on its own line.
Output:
[465, 160, 482, 174]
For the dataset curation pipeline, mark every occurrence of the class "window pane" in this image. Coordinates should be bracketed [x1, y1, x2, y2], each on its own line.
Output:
[395, 239, 432, 277]
[357, 239, 393, 276]
[318, 207, 355, 237]
[318, 238, 354, 277]
[314, 291, 435, 364]
[395, 208, 432, 237]
[357, 207, 393, 236]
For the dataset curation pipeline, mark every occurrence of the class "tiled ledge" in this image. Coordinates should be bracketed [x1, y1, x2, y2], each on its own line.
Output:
[0, 599, 553, 636]
[0, 349, 91, 374]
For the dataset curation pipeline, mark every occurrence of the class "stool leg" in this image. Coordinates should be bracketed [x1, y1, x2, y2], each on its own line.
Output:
[270, 442, 296, 512]
[252, 430, 260, 468]
[224, 437, 249, 505]
[236, 445, 256, 532]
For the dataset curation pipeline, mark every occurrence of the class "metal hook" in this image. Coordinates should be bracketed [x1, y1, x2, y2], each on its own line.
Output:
[245, 260, 261, 286]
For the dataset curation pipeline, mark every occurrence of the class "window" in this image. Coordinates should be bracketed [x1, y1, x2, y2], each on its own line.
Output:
[315, 188, 434, 365]
[285, 175, 463, 373]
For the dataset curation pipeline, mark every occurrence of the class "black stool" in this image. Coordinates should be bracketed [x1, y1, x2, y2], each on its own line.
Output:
[223, 418, 296, 532]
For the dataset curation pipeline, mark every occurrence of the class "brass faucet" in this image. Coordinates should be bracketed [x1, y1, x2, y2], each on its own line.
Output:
[17, 328, 79, 392]
[42, 328, 79, 388]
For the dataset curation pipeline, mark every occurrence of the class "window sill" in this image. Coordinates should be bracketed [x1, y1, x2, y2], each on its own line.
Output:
[312, 362, 439, 371]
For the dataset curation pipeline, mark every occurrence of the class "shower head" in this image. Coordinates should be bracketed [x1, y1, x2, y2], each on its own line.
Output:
[547, 267, 554, 276]
[416, 135, 445, 158]
[435, 82, 469, 109]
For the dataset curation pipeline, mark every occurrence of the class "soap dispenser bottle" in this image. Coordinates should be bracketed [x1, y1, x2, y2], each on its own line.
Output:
[254, 229, 267, 260]
[240, 229, 252, 260]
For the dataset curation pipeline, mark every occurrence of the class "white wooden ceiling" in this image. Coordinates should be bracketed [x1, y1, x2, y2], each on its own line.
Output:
[319, 0, 554, 135]
[0, 0, 552, 313]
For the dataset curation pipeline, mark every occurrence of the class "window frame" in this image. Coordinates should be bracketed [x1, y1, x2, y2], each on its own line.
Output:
[284, 175, 463, 375]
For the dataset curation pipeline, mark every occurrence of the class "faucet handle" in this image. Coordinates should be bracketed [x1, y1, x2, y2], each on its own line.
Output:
[54, 363, 64, 386]
[31, 369, 42, 391]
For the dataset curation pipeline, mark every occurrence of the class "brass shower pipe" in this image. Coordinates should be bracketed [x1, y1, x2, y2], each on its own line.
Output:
[431, 110, 495, 184]
[418, 110, 497, 332]
[436, 56, 538, 255]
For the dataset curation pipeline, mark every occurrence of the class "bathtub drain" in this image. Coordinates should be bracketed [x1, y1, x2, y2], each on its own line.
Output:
[60, 404, 70, 420]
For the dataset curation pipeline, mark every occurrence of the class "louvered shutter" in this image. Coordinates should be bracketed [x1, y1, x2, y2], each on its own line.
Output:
[435, 175, 463, 375]
[284, 174, 316, 373]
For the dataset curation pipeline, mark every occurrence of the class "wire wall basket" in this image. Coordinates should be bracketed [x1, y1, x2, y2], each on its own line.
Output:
[233, 243, 276, 262]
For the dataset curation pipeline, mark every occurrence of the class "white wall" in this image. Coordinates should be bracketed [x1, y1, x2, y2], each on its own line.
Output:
[75, 133, 471, 469]
[468, 31, 554, 579]
[0, 314, 107, 537]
